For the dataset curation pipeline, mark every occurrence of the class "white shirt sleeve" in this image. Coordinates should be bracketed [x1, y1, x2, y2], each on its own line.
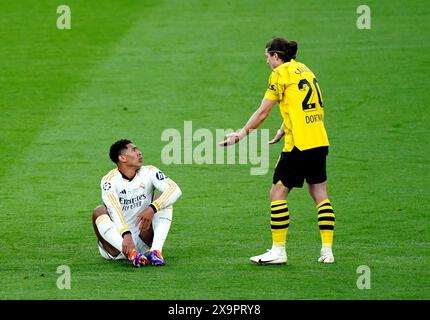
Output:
[148, 166, 182, 212]
[101, 177, 130, 236]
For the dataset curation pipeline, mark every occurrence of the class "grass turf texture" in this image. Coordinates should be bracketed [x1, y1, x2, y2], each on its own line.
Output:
[0, 0, 429, 299]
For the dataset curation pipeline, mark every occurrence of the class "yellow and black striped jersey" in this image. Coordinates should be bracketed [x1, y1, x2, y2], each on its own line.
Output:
[100, 165, 181, 236]
[264, 59, 329, 152]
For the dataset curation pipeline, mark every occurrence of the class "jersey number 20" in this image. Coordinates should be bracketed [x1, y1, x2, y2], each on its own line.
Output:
[298, 78, 323, 111]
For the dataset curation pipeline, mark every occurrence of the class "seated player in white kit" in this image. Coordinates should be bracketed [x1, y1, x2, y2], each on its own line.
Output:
[91, 139, 182, 267]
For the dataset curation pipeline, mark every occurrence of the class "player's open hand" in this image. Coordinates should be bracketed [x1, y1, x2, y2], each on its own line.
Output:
[268, 129, 285, 144]
[218, 132, 241, 146]
[137, 206, 155, 231]
[122, 234, 136, 256]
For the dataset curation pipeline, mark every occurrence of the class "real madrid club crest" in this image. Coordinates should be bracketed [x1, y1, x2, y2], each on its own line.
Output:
[139, 183, 145, 190]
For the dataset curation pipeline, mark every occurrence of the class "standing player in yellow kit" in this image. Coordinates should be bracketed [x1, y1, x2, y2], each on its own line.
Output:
[220, 38, 336, 264]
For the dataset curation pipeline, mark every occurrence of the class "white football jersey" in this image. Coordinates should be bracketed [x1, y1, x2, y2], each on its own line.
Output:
[100, 165, 181, 236]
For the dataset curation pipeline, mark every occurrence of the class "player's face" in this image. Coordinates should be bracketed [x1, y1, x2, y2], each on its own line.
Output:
[265, 48, 281, 70]
[122, 143, 143, 167]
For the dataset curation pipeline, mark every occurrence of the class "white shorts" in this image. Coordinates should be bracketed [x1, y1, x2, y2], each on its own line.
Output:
[98, 227, 151, 260]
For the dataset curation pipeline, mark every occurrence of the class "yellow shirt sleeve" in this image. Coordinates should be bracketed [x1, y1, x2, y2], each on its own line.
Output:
[264, 71, 279, 101]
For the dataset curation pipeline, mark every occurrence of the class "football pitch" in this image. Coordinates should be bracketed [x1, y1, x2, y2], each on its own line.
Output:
[0, 0, 429, 300]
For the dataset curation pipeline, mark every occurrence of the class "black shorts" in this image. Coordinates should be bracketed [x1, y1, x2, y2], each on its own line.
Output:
[272, 146, 329, 189]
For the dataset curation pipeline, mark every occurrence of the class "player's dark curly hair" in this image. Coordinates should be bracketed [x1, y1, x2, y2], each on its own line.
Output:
[109, 139, 132, 164]
[266, 37, 298, 62]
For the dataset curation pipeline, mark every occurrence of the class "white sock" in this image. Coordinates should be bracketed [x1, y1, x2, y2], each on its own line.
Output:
[95, 215, 123, 252]
[321, 247, 333, 253]
[150, 208, 173, 252]
[271, 244, 286, 255]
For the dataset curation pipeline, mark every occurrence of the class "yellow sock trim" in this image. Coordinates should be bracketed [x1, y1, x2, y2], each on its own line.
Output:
[271, 199, 287, 206]
[316, 199, 331, 208]
[95, 214, 111, 224]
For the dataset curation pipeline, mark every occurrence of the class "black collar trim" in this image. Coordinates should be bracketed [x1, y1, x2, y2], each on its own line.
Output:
[118, 169, 137, 181]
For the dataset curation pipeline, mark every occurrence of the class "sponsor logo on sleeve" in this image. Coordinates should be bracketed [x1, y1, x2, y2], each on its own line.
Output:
[156, 171, 167, 180]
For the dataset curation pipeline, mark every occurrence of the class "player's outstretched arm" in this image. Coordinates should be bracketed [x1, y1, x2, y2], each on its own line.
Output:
[219, 98, 276, 146]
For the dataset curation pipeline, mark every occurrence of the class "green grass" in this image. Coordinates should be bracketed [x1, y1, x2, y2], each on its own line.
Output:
[0, 0, 429, 300]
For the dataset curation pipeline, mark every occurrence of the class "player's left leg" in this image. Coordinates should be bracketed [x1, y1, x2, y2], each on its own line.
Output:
[305, 146, 335, 263]
[142, 207, 173, 266]
[308, 182, 335, 263]
[137, 226, 153, 254]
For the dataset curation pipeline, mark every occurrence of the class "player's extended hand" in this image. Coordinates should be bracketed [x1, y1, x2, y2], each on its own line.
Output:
[137, 206, 155, 232]
[268, 129, 285, 144]
[122, 233, 136, 256]
[218, 132, 242, 146]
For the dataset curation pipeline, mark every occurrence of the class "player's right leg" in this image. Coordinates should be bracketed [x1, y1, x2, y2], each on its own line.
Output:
[250, 183, 289, 265]
[250, 150, 304, 265]
[92, 205, 123, 258]
[92, 205, 148, 267]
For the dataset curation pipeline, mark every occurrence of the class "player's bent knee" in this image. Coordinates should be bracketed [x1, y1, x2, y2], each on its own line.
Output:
[92, 205, 107, 220]
[162, 206, 173, 214]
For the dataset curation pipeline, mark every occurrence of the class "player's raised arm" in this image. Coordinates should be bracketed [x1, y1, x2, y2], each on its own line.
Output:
[219, 98, 277, 146]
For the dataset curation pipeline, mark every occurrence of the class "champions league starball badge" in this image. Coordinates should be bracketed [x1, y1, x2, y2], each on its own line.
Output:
[103, 182, 111, 191]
